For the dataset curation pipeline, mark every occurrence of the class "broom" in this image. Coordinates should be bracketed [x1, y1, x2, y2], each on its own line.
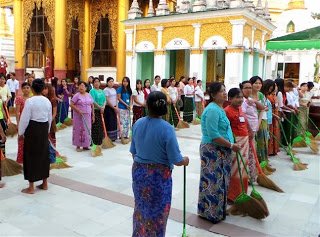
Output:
[1, 150, 22, 176]
[182, 165, 187, 237]
[173, 106, 189, 129]
[101, 113, 115, 149]
[48, 140, 71, 169]
[232, 152, 267, 219]
[63, 104, 73, 126]
[249, 140, 284, 192]
[291, 113, 313, 147]
[308, 116, 320, 141]
[81, 114, 102, 157]
[4, 106, 17, 137]
[238, 151, 269, 217]
[56, 102, 67, 130]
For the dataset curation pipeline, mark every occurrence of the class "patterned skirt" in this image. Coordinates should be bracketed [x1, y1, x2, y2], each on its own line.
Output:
[92, 110, 104, 145]
[132, 105, 144, 126]
[198, 143, 232, 223]
[268, 116, 280, 156]
[256, 120, 269, 163]
[298, 106, 309, 135]
[228, 136, 249, 202]
[17, 136, 24, 164]
[119, 109, 130, 138]
[183, 97, 193, 123]
[132, 162, 172, 237]
[104, 106, 118, 141]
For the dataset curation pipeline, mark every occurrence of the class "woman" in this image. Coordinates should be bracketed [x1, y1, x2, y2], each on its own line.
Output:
[168, 78, 179, 127]
[89, 78, 106, 147]
[249, 76, 268, 163]
[0, 124, 6, 188]
[130, 91, 189, 236]
[15, 82, 31, 164]
[225, 88, 250, 203]
[117, 77, 132, 140]
[71, 76, 80, 97]
[57, 79, 71, 124]
[198, 82, 240, 223]
[178, 76, 186, 111]
[104, 77, 118, 141]
[132, 79, 145, 125]
[183, 78, 195, 123]
[87, 76, 94, 92]
[298, 82, 312, 134]
[161, 79, 172, 123]
[70, 82, 94, 152]
[240, 81, 265, 182]
[18, 79, 52, 194]
[143, 79, 151, 100]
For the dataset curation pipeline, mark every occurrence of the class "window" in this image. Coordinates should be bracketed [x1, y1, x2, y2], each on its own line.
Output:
[26, 5, 52, 68]
[287, 21, 295, 33]
[92, 17, 116, 67]
[70, 19, 79, 50]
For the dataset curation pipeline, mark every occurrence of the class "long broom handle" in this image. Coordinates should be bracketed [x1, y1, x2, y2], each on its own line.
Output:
[249, 140, 264, 175]
[236, 152, 246, 192]
[3, 105, 11, 123]
[237, 147, 257, 191]
[173, 105, 183, 121]
[182, 165, 187, 237]
[81, 113, 92, 139]
[100, 112, 109, 138]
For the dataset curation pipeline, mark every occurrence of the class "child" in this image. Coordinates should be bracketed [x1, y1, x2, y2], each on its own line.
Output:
[132, 80, 145, 125]
[194, 80, 204, 118]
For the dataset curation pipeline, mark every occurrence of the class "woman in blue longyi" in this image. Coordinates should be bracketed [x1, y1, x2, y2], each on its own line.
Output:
[130, 91, 189, 237]
[198, 82, 240, 223]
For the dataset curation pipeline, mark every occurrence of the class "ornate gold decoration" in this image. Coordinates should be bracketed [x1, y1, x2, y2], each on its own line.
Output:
[226, 48, 244, 54]
[200, 23, 232, 46]
[243, 24, 251, 41]
[162, 26, 194, 48]
[66, 0, 84, 50]
[136, 29, 157, 47]
[243, 17, 272, 35]
[23, 0, 55, 51]
[255, 29, 262, 47]
[0, 0, 14, 7]
[91, 0, 118, 51]
[175, 50, 185, 78]
[154, 50, 165, 55]
[190, 49, 202, 54]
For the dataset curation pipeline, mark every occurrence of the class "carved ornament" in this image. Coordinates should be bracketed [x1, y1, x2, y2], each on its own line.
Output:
[66, 0, 84, 50]
[162, 26, 193, 49]
[136, 29, 157, 47]
[200, 23, 232, 46]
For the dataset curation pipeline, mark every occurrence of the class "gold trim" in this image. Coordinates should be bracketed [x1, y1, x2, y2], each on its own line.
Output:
[136, 29, 157, 47]
[66, 0, 84, 50]
[162, 25, 194, 48]
[154, 50, 165, 55]
[190, 49, 201, 54]
[226, 48, 244, 54]
[200, 22, 232, 46]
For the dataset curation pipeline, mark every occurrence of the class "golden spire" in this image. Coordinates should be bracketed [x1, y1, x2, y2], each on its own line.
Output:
[287, 0, 305, 10]
[0, 7, 11, 37]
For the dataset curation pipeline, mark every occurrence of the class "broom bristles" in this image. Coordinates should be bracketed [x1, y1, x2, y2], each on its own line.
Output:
[177, 120, 189, 129]
[250, 191, 269, 217]
[315, 134, 320, 141]
[292, 140, 307, 147]
[102, 137, 115, 149]
[261, 167, 272, 176]
[50, 162, 71, 169]
[6, 123, 18, 137]
[91, 145, 103, 157]
[63, 118, 73, 126]
[257, 173, 284, 192]
[293, 163, 308, 171]
[121, 137, 131, 145]
[309, 140, 319, 153]
[235, 196, 267, 219]
[1, 158, 22, 176]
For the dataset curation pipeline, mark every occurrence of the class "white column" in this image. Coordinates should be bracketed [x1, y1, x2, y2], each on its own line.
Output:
[261, 30, 267, 50]
[125, 29, 134, 51]
[155, 26, 164, 50]
[206, 0, 217, 9]
[154, 53, 166, 78]
[258, 53, 264, 77]
[192, 23, 201, 48]
[126, 54, 133, 80]
[189, 51, 203, 81]
[224, 49, 244, 92]
[230, 19, 246, 46]
[248, 52, 253, 78]
[251, 26, 256, 48]
[125, 29, 134, 80]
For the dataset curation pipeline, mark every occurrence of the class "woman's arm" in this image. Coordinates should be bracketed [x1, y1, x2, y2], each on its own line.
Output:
[117, 93, 128, 107]
[70, 101, 82, 114]
[18, 100, 31, 136]
[52, 104, 57, 120]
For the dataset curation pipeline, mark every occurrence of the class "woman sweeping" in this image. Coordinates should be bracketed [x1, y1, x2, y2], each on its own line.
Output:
[132, 80, 145, 125]
[168, 78, 179, 127]
[161, 79, 172, 123]
[225, 88, 250, 203]
[56, 78, 71, 124]
[70, 82, 94, 152]
[198, 82, 240, 223]
[104, 77, 118, 141]
[18, 79, 52, 194]
[89, 78, 106, 148]
[130, 91, 189, 236]
[15, 82, 31, 164]
[183, 78, 194, 123]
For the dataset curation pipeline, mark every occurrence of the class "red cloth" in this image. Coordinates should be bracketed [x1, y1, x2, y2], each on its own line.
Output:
[224, 105, 249, 136]
[0, 61, 7, 75]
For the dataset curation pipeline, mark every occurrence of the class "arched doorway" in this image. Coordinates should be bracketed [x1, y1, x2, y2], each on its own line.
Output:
[67, 18, 80, 80]
[25, 4, 53, 78]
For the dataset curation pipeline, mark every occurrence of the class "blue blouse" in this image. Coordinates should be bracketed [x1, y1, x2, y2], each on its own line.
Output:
[117, 87, 131, 110]
[266, 99, 273, 125]
[201, 102, 234, 144]
[130, 117, 183, 169]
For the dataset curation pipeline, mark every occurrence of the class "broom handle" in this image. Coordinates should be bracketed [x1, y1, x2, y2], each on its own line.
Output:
[237, 147, 258, 191]
[3, 105, 11, 123]
[81, 113, 92, 141]
[278, 114, 291, 148]
[182, 165, 187, 237]
[249, 140, 264, 175]
[173, 105, 183, 121]
[236, 152, 246, 192]
[101, 112, 109, 138]
[58, 101, 63, 123]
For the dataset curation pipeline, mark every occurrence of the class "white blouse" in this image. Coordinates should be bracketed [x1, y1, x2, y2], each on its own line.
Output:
[18, 96, 52, 135]
[184, 85, 194, 98]
[168, 86, 178, 102]
[132, 89, 145, 106]
[104, 87, 117, 107]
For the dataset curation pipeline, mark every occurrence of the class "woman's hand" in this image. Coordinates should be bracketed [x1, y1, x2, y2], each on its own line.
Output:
[92, 114, 95, 123]
[100, 107, 104, 114]
[175, 156, 189, 166]
[231, 143, 241, 152]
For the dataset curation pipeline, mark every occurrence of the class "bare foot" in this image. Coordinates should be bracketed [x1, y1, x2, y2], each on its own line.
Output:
[36, 184, 48, 190]
[21, 187, 35, 194]
[0, 182, 5, 188]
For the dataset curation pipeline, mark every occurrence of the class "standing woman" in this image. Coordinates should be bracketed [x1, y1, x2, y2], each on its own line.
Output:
[0, 124, 6, 188]
[198, 82, 240, 223]
[117, 77, 132, 140]
[87, 76, 94, 92]
[249, 76, 268, 163]
[18, 79, 52, 194]
[161, 79, 172, 123]
[132, 80, 145, 125]
[104, 77, 118, 141]
[56, 79, 71, 124]
[178, 76, 186, 111]
[143, 79, 151, 116]
[168, 78, 179, 127]
[71, 76, 80, 97]
[90, 78, 106, 147]
[130, 91, 189, 236]
[15, 82, 31, 164]
[70, 82, 94, 152]
[183, 78, 195, 123]
[298, 82, 312, 134]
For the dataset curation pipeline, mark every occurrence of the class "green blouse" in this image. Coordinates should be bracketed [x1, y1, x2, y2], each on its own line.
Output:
[89, 88, 106, 107]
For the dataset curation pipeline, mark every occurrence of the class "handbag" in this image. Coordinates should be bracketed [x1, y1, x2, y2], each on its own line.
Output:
[176, 98, 183, 108]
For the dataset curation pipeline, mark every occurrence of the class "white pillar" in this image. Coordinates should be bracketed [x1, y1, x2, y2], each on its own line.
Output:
[154, 52, 166, 78]
[230, 19, 246, 46]
[189, 50, 203, 81]
[262, 30, 267, 50]
[251, 26, 256, 48]
[258, 53, 264, 77]
[125, 29, 134, 51]
[224, 48, 244, 92]
[155, 26, 164, 50]
[248, 52, 253, 78]
[192, 23, 201, 48]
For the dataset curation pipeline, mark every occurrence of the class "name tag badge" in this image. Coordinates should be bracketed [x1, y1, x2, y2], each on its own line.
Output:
[239, 117, 245, 123]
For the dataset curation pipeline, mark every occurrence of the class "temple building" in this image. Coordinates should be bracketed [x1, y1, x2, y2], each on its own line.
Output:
[124, 0, 275, 90]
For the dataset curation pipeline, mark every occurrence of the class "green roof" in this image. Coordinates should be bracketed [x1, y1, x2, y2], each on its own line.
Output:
[267, 26, 320, 51]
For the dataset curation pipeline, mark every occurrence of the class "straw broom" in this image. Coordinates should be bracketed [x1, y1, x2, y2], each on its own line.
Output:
[48, 140, 71, 169]
[308, 116, 320, 141]
[1, 150, 22, 176]
[249, 140, 284, 192]
[81, 114, 102, 157]
[101, 113, 115, 149]
[173, 106, 189, 129]
[4, 106, 18, 137]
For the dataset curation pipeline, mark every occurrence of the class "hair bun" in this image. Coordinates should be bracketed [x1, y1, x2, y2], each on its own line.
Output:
[155, 99, 166, 107]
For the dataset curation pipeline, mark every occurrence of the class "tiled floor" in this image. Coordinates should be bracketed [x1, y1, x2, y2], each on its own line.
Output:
[1, 124, 319, 237]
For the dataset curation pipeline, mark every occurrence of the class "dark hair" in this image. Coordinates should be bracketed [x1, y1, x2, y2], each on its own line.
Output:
[147, 91, 167, 116]
[240, 80, 251, 90]
[21, 82, 30, 88]
[187, 77, 193, 82]
[107, 77, 114, 83]
[249, 76, 263, 85]
[300, 82, 307, 87]
[79, 81, 87, 88]
[32, 79, 45, 94]
[93, 77, 100, 84]
[161, 79, 168, 88]
[144, 79, 150, 88]
[44, 83, 56, 103]
[284, 81, 294, 89]
[169, 78, 175, 85]
[0, 74, 5, 79]
[121, 77, 132, 96]
[307, 81, 314, 90]
[51, 77, 58, 88]
[228, 88, 241, 100]
[10, 72, 15, 76]
[179, 76, 185, 81]
[260, 79, 275, 95]
[275, 78, 284, 94]
[207, 82, 224, 102]
[136, 79, 142, 94]
[154, 75, 160, 80]
[197, 80, 202, 84]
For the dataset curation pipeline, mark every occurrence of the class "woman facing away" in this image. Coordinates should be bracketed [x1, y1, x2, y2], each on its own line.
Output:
[130, 91, 189, 237]
[132, 79, 145, 125]
[70, 81, 94, 152]
[0, 123, 6, 188]
[161, 79, 172, 123]
[198, 82, 240, 223]
[18, 79, 52, 194]
[16, 82, 31, 164]
[103, 77, 118, 141]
